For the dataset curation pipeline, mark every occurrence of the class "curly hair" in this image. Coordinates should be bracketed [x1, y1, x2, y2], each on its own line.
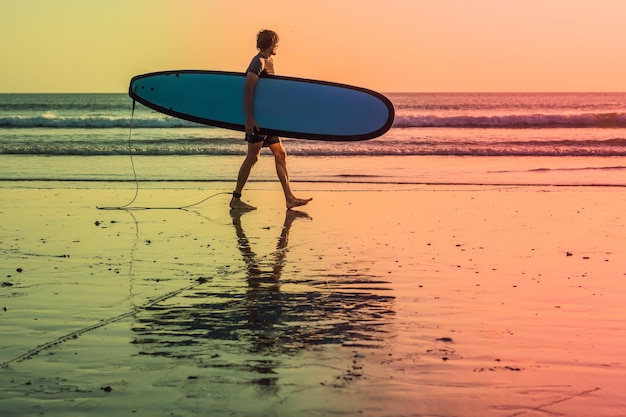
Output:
[256, 29, 279, 50]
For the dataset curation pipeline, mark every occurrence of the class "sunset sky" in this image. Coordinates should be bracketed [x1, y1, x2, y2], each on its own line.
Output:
[2, 0, 626, 93]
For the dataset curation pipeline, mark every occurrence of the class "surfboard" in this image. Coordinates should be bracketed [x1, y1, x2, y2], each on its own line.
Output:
[129, 70, 394, 141]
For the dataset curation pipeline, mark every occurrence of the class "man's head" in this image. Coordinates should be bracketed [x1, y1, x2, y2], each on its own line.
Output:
[257, 29, 279, 51]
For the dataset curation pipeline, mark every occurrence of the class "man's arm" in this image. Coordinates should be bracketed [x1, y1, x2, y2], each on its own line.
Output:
[244, 72, 260, 135]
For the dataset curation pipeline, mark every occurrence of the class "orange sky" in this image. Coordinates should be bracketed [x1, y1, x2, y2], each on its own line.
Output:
[2, 0, 626, 93]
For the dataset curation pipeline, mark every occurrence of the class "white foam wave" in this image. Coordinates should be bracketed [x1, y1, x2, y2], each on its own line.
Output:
[5, 112, 626, 130]
[3, 138, 626, 157]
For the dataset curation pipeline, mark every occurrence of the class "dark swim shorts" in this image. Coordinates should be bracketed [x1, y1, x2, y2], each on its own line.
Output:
[245, 132, 280, 147]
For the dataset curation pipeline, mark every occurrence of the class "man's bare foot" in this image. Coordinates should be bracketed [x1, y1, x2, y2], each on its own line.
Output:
[230, 198, 256, 211]
[286, 197, 312, 210]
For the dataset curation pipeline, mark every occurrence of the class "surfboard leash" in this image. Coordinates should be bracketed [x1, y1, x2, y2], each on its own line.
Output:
[97, 99, 139, 210]
[97, 191, 234, 211]
[97, 99, 234, 211]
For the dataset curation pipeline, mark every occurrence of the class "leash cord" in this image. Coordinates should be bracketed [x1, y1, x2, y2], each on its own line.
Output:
[97, 100, 232, 210]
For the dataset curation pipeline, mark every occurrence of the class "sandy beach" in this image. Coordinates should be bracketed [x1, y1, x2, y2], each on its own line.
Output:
[1, 182, 626, 416]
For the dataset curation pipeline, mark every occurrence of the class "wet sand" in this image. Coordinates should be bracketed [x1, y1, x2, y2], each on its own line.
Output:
[1, 183, 625, 416]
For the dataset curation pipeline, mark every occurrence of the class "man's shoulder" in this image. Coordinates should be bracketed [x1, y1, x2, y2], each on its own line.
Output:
[246, 53, 264, 75]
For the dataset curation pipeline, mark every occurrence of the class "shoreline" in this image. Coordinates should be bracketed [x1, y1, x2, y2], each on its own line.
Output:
[3, 154, 626, 188]
[1, 184, 625, 416]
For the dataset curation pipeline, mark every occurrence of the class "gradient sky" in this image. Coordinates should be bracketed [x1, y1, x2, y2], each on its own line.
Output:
[2, 0, 626, 93]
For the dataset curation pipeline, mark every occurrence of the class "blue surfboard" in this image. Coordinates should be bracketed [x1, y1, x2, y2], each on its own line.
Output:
[129, 70, 394, 141]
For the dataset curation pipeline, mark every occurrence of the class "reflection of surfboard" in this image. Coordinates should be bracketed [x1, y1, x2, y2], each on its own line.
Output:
[129, 70, 394, 141]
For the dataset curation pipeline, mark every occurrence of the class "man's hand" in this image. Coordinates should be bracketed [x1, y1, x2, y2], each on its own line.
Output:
[245, 118, 260, 135]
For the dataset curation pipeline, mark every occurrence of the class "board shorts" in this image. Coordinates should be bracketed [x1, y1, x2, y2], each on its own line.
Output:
[245, 132, 281, 147]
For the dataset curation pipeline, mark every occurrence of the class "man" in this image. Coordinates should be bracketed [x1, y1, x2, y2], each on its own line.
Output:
[230, 29, 312, 211]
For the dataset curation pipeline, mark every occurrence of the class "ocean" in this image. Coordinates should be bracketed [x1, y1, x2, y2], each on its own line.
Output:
[1, 92, 626, 186]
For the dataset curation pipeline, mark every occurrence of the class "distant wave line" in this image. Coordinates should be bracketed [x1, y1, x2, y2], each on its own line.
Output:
[395, 112, 626, 128]
[0, 116, 202, 129]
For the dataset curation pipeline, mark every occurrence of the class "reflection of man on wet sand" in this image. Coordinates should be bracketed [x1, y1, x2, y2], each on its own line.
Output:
[130, 208, 394, 397]
[229, 209, 311, 390]
[230, 209, 312, 284]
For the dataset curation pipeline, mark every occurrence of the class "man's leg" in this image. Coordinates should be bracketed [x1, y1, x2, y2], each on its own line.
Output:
[230, 141, 263, 210]
[269, 142, 312, 209]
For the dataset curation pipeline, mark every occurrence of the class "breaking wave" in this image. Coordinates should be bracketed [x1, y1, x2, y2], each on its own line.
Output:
[3, 137, 626, 157]
[4, 112, 626, 129]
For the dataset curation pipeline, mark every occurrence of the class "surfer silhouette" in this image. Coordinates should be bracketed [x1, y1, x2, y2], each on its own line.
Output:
[230, 29, 312, 211]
